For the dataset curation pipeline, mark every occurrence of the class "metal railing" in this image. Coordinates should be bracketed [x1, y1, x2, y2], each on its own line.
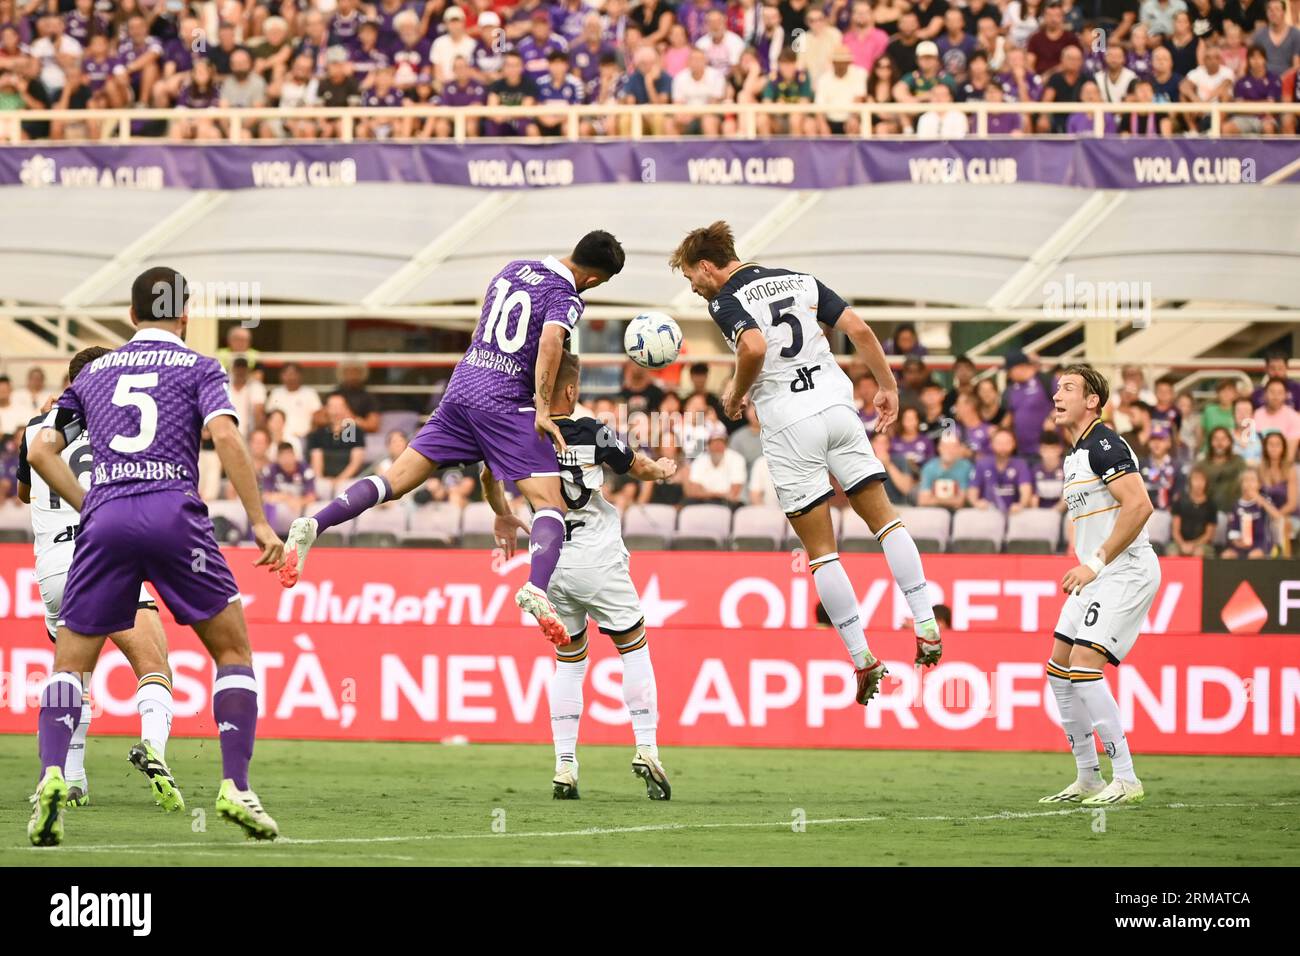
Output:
[3, 100, 1298, 144]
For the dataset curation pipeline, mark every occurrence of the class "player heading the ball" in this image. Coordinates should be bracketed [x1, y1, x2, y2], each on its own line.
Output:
[279, 231, 626, 648]
[670, 221, 942, 706]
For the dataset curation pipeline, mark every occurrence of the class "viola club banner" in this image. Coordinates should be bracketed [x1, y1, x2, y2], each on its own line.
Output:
[0, 139, 1294, 191]
[2, 544, 1295, 754]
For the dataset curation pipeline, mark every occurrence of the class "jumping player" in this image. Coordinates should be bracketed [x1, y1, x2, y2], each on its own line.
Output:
[17, 347, 179, 812]
[1041, 365, 1158, 806]
[484, 352, 676, 800]
[278, 232, 626, 647]
[670, 221, 941, 706]
[25, 267, 285, 846]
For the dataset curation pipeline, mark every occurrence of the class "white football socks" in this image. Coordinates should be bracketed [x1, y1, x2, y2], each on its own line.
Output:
[135, 673, 174, 758]
[1071, 667, 1137, 783]
[874, 519, 935, 633]
[811, 554, 872, 668]
[63, 701, 92, 783]
[615, 637, 658, 753]
[1047, 662, 1102, 784]
[549, 644, 587, 771]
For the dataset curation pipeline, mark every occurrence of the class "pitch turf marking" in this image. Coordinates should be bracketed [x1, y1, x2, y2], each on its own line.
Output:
[20, 800, 1298, 855]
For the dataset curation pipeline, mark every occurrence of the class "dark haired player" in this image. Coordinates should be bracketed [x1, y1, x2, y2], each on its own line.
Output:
[280, 231, 626, 648]
[1041, 364, 1158, 807]
[670, 221, 941, 707]
[18, 346, 179, 812]
[26, 267, 285, 846]
[483, 351, 676, 800]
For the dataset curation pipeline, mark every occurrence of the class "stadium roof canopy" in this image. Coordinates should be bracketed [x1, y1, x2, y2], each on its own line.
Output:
[2, 182, 1298, 326]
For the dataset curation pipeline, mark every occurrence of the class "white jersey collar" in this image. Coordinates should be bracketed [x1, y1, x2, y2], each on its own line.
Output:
[130, 327, 189, 348]
[541, 255, 577, 291]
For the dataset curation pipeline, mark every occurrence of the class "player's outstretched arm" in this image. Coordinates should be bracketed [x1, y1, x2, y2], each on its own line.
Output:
[834, 308, 901, 431]
[628, 452, 677, 482]
[209, 414, 285, 569]
[480, 464, 529, 557]
[534, 324, 569, 453]
[1061, 472, 1153, 595]
[26, 426, 83, 512]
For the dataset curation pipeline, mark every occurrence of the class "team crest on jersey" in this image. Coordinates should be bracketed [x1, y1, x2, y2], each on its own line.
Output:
[710, 300, 720, 313]
[1100, 438, 1111, 450]
[567, 305, 578, 324]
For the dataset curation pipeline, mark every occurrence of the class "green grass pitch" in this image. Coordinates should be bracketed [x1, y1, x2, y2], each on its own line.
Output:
[2, 736, 1296, 866]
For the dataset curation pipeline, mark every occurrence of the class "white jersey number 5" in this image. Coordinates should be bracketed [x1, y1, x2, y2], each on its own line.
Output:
[109, 372, 159, 453]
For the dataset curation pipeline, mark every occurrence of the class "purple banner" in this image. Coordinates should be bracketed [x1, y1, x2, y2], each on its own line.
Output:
[1, 139, 1295, 190]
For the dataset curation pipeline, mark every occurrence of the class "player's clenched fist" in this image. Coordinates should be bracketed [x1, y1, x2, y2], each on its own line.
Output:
[873, 389, 900, 434]
[655, 457, 677, 479]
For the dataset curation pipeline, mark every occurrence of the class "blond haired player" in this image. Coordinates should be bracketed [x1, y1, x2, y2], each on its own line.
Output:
[1042, 364, 1158, 806]
[670, 221, 942, 706]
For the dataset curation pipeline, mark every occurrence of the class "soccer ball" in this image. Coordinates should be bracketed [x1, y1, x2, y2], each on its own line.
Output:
[624, 312, 683, 369]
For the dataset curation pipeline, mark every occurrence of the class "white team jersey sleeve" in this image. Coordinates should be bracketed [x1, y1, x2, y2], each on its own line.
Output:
[19, 418, 93, 560]
[709, 265, 857, 434]
[1062, 421, 1150, 565]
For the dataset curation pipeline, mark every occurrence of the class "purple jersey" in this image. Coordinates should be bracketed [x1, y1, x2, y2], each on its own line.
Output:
[516, 34, 569, 82]
[441, 258, 586, 414]
[50, 327, 236, 517]
[536, 72, 584, 104]
[374, 1, 414, 46]
[997, 70, 1043, 101]
[1235, 72, 1280, 101]
[164, 35, 194, 73]
[351, 45, 390, 79]
[1127, 50, 1153, 78]
[261, 461, 317, 497]
[1033, 462, 1064, 507]
[1227, 498, 1272, 553]
[117, 36, 163, 66]
[553, 3, 590, 42]
[362, 86, 405, 107]
[438, 79, 487, 106]
[64, 10, 109, 46]
[330, 11, 363, 48]
[570, 41, 616, 85]
[1141, 455, 1178, 509]
[958, 420, 993, 457]
[177, 81, 219, 109]
[391, 38, 431, 80]
[82, 53, 119, 91]
[973, 456, 1031, 510]
[1004, 375, 1054, 456]
[890, 434, 933, 468]
[474, 38, 507, 76]
[1252, 378, 1300, 409]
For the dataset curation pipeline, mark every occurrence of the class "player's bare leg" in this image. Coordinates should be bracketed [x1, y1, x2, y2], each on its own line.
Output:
[29, 628, 108, 845]
[112, 608, 184, 812]
[1040, 636, 1105, 803]
[280, 445, 438, 587]
[788, 502, 887, 705]
[847, 481, 942, 667]
[514, 474, 571, 646]
[192, 602, 279, 839]
[1070, 644, 1145, 806]
[549, 629, 587, 799]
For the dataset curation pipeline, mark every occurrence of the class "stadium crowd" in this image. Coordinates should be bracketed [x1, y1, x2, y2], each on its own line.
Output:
[2, 327, 1298, 556]
[0, 0, 1297, 139]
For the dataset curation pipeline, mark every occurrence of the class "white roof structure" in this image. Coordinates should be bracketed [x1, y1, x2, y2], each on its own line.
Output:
[1, 182, 1297, 330]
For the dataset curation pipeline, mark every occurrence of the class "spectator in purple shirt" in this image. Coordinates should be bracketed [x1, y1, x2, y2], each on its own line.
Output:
[473, 11, 508, 83]
[351, 21, 391, 86]
[953, 391, 994, 457]
[1140, 421, 1182, 509]
[63, 0, 108, 47]
[969, 427, 1034, 512]
[1002, 349, 1056, 459]
[679, 0, 726, 42]
[936, 8, 977, 79]
[80, 33, 127, 107]
[429, 55, 487, 137]
[536, 48, 585, 135]
[159, 15, 205, 106]
[1033, 432, 1066, 509]
[998, 45, 1043, 103]
[1225, 45, 1282, 135]
[117, 15, 163, 104]
[1251, 350, 1300, 409]
[330, 0, 366, 50]
[172, 57, 223, 140]
[262, 442, 318, 535]
[882, 322, 928, 357]
[890, 407, 935, 474]
[570, 12, 618, 86]
[517, 10, 570, 83]
[982, 81, 1024, 133]
[1066, 80, 1119, 135]
[390, 12, 432, 91]
[358, 64, 410, 138]
[1223, 468, 1277, 558]
[553, 0, 593, 43]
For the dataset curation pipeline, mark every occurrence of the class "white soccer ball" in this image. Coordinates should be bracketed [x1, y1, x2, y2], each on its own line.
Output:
[624, 312, 683, 369]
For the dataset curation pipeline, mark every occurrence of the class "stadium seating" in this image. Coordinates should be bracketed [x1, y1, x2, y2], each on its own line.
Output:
[782, 507, 842, 552]
[352, 506, 410, 549]
[896, 507, 953, 553]
[402, 503, 460, 548]
[206, 499, 250, 544]
[730, 505, 786, 551]
[305, 500, 349, 547]
[623, 503, 676, 551]
[673, 504, 732, 550]
[459, 501, 498, 549]
[950, 510, 1007, 554]
[1005, 508, 1063, 555]
[0, 507, 32, 543]
[839, 508, 879, 553]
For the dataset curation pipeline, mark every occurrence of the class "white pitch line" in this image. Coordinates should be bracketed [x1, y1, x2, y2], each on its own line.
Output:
[19, 800, 1297, 854]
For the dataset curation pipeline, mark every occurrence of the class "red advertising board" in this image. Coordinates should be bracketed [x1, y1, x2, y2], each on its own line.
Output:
[0, 545, 1205, 635]
[1, 545, 1291, 755]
